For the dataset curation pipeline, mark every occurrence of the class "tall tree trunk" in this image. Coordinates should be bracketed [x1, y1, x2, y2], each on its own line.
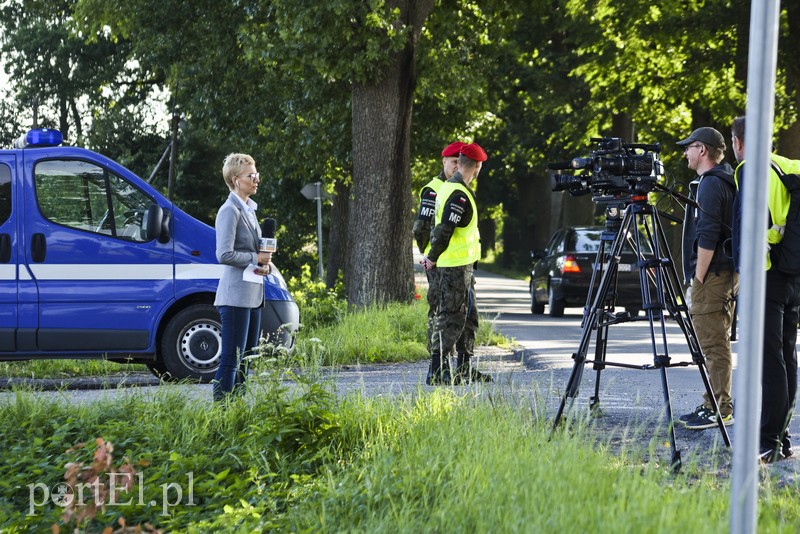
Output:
[326, 179, 351, 288]
[345, 0, 433, 306]
[58, 95, 69, 141]
[778, 1, 800, 158]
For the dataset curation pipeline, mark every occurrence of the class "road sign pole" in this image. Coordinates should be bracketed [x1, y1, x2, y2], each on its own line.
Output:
[315, 182, 324, 280]
[301, 181, 327, 281]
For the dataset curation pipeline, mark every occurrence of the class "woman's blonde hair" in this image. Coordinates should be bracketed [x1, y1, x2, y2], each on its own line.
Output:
[222, 153, 255, 190]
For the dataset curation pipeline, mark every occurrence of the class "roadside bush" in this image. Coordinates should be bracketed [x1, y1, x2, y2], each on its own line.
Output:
[286, 265, 347, 330]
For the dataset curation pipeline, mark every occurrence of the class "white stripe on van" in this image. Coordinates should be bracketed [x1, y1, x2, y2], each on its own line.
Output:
[0, 264, 14, 281]
[3, 264, 222, 281]
[176, 264, 223, 280]
[29, 264, 173, 280]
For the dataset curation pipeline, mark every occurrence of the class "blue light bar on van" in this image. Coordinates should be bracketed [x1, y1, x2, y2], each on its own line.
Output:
[12, 129, 63, 148]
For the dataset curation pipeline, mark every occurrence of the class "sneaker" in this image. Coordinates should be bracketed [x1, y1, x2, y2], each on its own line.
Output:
[426, 368, 453, 386]
[678, 405, 711, 424]
[782, 435, 793, 459]
[759, 446, 786, 464]
[684, 411, 733, 430]
[454, 366, 493, 385]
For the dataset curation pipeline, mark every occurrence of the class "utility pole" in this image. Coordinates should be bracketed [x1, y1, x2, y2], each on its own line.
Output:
[168, 104, 180, 201]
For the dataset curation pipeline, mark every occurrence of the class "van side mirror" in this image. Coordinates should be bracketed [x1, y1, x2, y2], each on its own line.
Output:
[143, 204, 163, 242]
[159, 209, 172, 244]
[531, 249, 546, 260]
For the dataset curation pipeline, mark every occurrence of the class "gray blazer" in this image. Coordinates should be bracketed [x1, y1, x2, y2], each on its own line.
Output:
[214, 192, 264, 308]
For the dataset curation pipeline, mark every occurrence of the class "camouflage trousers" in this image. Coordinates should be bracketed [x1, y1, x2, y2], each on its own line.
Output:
[425, 267, 440, 354]
[429, 264, 479, 371]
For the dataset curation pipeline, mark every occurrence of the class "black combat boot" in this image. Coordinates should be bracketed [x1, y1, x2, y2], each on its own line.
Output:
[454, 354, 493, 384]
[426, 353, 453, 386]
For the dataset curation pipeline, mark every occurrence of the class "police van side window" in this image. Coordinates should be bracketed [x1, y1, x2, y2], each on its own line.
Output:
[34, 160, 154, 242]
[0, 164, 10, 225]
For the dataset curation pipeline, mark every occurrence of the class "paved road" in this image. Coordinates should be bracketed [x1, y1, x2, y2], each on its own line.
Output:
[470, 268, 799, 472]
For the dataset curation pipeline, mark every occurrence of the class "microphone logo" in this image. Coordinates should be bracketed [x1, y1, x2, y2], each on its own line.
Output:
[259, 238, 277, 253]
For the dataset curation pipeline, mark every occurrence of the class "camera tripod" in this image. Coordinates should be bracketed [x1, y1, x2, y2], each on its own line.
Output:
[551, 194, 731, 471]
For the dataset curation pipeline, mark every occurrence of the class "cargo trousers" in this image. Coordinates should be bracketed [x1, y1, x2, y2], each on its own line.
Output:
[429, 264, 479, 373]
[690, 270, 739, 416]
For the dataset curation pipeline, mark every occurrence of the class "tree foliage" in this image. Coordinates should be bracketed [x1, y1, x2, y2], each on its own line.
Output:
[2, 0, 799, 298]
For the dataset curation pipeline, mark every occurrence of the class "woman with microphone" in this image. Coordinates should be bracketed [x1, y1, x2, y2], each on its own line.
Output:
[212, 153, 272, 402]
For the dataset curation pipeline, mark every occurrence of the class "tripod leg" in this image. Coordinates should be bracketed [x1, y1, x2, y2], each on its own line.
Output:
[659, 366, 682, 471]
[553, 210, 631, 429]
[632, 204, 683, 466]
[589, 319, 609, 414]
[651, 209, 732, 448]
[553, 354, 584, 429]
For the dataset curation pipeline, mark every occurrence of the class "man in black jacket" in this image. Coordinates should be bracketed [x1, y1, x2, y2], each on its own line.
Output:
[676, 127, 739, 430]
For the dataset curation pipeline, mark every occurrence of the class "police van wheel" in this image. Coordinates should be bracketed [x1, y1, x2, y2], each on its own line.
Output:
[146, 361, 170, 380]
[160, 304, 222, 383]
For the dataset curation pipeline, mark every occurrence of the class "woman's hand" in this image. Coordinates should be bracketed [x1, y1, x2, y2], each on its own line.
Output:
[257, 251, 272, 265]
[255, 262, 273, 276]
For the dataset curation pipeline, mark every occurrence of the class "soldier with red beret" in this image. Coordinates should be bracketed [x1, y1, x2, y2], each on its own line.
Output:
[422, 142, 493, 385]
[414, 141, 465, 355]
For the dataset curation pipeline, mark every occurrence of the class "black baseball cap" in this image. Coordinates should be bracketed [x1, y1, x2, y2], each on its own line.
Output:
[676, 127, 725, 149]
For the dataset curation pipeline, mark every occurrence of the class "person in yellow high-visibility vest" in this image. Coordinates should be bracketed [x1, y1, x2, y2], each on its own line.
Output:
[422, 142, 493, 385]
[414, 141, 464, 354]
[730, 116, 800, 462]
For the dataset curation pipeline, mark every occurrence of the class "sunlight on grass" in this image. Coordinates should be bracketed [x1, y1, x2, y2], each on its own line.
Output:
[286, 294, 512, 369]
[1, 381, 798, 531]
[0, 358, 148, 379]
[280, 391, 799, 532]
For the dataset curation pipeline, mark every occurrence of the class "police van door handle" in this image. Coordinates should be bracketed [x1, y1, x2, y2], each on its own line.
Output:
[31, 233, 46, 262]
[0, 234, 9, 263]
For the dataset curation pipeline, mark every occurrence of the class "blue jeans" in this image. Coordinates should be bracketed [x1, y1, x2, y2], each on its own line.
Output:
[213, 305, 262, 401]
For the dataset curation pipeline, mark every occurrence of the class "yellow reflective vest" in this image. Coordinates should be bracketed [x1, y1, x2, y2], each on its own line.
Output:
[419, 177, 445, 255]
[734, 154, 798, 270]
[434, 181, 480, 267]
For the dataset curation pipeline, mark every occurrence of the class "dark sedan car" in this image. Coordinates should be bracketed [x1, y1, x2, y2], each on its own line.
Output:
[530, 226, 648, 317]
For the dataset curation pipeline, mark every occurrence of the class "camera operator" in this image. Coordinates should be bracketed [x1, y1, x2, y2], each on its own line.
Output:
[676, 127, 738, 430]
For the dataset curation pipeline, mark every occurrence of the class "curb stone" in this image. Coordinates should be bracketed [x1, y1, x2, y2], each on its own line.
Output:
[0, 373, 161, 391]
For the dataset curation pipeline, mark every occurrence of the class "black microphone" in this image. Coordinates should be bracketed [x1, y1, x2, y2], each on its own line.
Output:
[260, 218, 277, 253]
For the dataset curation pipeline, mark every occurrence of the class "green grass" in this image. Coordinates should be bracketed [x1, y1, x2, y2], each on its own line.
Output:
[1, 291, 511, 379]
[1, 385, 798, 532]
[285, 293, 509, 368]
[0, 358, 148, 379]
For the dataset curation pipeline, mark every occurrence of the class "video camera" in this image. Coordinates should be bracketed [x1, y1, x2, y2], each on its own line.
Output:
[548, 137, 664, 199]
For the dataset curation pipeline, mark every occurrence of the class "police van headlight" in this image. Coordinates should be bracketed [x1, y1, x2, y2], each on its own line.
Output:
[268, 266, 288, 290]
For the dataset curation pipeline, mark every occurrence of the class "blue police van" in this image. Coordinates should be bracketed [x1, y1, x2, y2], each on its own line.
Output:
[0, 129, 299, 381]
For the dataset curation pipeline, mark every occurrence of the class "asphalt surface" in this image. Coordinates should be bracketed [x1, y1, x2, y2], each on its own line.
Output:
[2, 266, 799, 479]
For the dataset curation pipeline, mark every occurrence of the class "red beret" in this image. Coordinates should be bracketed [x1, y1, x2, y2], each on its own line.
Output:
[441, 141, 466, 157]
[460, 142, 487, 162]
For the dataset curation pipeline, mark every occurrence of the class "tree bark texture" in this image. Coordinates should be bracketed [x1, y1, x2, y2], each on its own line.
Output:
[326, 179, 351, 288]
[346, 0, 434, 306]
